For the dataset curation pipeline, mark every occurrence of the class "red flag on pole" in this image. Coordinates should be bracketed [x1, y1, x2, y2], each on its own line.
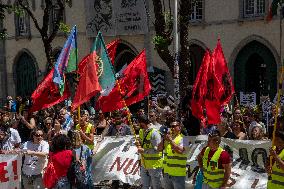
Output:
[106, 39, 119, 64]
[30, 69, 71, 112]
[72, 52, 102, 111]
[212, 39, 234, 104]
[191, 50, 211, 124]
[96, 49, 151, 112]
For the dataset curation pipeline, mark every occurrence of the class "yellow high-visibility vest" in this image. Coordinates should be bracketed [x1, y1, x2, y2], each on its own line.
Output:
[202, 147, 225, 188]
[163, 134, 187, 176]
[267, 149, 284, 189]
[139, 128, 162, 169]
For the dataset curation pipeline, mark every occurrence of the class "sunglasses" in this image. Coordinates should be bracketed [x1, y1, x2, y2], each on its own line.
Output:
[170, 124, 179, 128]
[34, 134, 43, 137]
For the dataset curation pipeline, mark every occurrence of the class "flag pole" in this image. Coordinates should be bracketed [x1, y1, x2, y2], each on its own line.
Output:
[73, 25, 81, 126]
[173, 0, 180, 116]
[270, 3, 284, 169]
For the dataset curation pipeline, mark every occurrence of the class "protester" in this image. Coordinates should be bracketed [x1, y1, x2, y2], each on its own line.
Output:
[47, 118, 67, 146]
[95, 110, 107, 135]
[43, 117, 53, 139]
[136, 115, 163, 189]
[197, 130, 232, 189]
[149, 110, 162, 130]
[104, 111, 132, 136]
[49, 134, 72, 189]
[250, 124, 268, 140]
[233, 108, 243, 122]
[16, 108, 36, 142]
[266, 124, 284, 188]
[75, 110, 95, 150]
[68, 130, 94, 188]
[216, 118, 237, 139]
[231, 120, 247, 140]
[22, 128, 49, 189]
[163, 121, 188, 189]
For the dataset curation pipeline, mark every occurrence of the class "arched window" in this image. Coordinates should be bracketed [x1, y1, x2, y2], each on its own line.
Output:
[15, 52, 37, 97]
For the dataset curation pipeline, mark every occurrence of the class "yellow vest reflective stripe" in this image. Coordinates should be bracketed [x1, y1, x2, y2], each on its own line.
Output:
[139, 128, 162, 169]
[163, 134, 187, 176]
[267, 149, 284, 189]
[202, 147, 225, 188]
[75, 123, 94, 150]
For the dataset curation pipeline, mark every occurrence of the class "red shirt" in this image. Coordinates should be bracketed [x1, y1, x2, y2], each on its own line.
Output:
[200, 146, 231, 169]
[50, 150, 73, 178]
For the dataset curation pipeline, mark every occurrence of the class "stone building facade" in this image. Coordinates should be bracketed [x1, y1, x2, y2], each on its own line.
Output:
[0, 0, 282, 105]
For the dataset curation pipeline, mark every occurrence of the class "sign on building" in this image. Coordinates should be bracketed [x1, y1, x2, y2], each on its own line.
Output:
[85, 0, 148, 37]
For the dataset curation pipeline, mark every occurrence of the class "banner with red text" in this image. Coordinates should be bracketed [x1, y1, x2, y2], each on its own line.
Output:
[0, 154, 21, 189]
[92, 136, 271, 189]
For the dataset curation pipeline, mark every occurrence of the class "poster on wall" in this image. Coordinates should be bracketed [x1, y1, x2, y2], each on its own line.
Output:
[85, 0, 148, 37]
[240, 92, 256, 107]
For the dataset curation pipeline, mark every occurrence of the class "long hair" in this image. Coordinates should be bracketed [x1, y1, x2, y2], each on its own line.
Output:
[51, 134, 71, 152]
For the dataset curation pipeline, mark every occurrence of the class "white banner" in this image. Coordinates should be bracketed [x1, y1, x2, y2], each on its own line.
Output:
[0, 154, 22, 189]
[93, 136, 271, 189]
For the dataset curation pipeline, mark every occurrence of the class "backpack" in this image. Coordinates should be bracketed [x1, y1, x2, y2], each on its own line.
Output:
[67, 146, 88, 189]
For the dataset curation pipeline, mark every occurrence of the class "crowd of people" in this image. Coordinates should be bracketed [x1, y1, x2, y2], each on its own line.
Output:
[0, 93, 284, 189]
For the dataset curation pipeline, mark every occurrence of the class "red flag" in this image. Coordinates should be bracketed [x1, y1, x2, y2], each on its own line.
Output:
[212, 40, 234, 104]
[30, 69, 71, 112]
[72, 52, 102, 111]
[96, 50, 151, 112]
[191, 50, 211, 124]
[106, 39, 119, 64]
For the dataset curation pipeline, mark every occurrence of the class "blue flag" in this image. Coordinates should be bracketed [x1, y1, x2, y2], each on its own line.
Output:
[53, 25, 77, 95]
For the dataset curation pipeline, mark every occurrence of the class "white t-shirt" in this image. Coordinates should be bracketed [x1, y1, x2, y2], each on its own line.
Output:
[150, 122, 162, 130]
[22, 140, 49, 176]
[1, 128, 21, 150]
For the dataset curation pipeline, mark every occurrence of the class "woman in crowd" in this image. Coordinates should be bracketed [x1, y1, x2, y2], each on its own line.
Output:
[75, 110, 95, 150]
[231, 120, 247, 140]
[47, 119, 67, 145]
[49, 134, 73, 189]
[68, 130, 94, 188]
[216, 118, 237, 139]
[250, 124, 268, 140]
[43, 117, 53, 139]
[95, 110, 107, 135]
[22, 128, 49, 189]
[16, 108, 36, 142]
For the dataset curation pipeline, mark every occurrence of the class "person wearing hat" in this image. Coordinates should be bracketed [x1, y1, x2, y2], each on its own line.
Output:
[267, 121, 284, 189]
[197, 130, 232, 189]
[136, 115, 163, 189]
[162, 121, 189, 189]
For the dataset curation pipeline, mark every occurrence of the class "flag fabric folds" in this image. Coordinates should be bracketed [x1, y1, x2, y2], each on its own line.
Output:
[106, 39, 119, 65]
[30, 69, 71, 112]
[53, 25, 77, 95]
[191, 50, 211, 124]
[212, 39, 234, 105]
[96, 50, 151, 112]
[71, 51, 102, 111]
[91, 32, 116, 96]
[191, 40, 233, 125]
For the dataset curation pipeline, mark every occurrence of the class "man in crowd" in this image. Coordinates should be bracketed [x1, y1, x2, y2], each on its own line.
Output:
[163, 121, 189, 189]
[267, 118, 284, 188]
[197, 130, 232, 189]
[136, 115, 163, 189]
[105, 112, 132, 136]
[149, 110, 162, 130]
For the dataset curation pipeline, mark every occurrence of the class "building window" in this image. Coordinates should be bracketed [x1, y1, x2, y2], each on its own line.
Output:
[50, 2, 65, 33]
[189, 0, 203, 21]
[14, 0, 30, 38]
[243, 0, 265, 18]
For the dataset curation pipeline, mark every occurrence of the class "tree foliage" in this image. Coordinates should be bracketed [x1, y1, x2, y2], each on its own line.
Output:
[152, 0, 196, 98]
